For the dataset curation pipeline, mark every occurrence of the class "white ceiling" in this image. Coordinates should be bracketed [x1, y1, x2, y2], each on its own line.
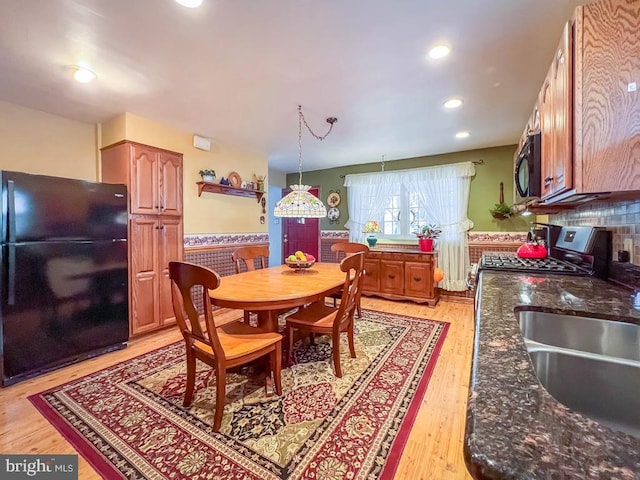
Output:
[0, 0, 588, 173]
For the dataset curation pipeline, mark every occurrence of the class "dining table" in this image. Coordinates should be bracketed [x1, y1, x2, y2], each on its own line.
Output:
[208, 262, 345, 332]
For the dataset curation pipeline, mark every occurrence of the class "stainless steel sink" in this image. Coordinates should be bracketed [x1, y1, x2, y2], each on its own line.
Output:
[527, 347, 640, 438]
[519, 311, 640, 362]
[518, 311, 640, 438]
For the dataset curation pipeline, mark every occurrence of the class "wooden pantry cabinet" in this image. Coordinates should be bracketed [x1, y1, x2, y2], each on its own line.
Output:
[533, 0, 640, 205]
[362, 250, 438, 306]
[101, 141, 184, 336]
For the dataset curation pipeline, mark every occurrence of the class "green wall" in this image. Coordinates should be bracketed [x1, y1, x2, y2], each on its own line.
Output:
[287, 145, 531, 232]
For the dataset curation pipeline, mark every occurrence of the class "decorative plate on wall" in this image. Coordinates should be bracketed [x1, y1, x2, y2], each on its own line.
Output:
[328, 207, 340, 223]
[327, 191, 341, 207]
[229, 171, 242, 187]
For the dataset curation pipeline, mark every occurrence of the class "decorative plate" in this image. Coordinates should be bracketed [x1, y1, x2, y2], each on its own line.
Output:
[327, 191, 341, 207]
[328, 207, 340, 221]
[229, 171, 242, 187]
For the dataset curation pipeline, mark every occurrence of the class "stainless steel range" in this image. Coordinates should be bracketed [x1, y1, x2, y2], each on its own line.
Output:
[480, 225, 612, 279]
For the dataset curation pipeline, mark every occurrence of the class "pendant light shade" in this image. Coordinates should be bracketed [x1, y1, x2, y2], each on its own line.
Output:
[274, 185, 327, 218]
[274, 105, 337, 219]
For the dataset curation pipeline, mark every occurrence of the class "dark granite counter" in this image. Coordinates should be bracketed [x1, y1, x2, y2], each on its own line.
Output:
[465, 271, 640, 480]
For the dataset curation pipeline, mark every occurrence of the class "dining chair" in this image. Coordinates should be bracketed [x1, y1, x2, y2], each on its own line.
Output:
[286, 252, 365, 378]
[231, 246, 269, 324]
[326, 242, 369, 318]
[169, 261, 283, 431]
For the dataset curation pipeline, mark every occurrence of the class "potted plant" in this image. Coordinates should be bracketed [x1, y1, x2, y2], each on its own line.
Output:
[490, 202, 513, 219]
[489, 181, 513, 219]
[416, 223, 441, 252]
[199, 169, 216, 183]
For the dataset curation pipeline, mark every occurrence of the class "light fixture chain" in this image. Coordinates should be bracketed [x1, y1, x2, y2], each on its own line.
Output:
[298, 107, 304, 185]
[298, 105, 337, 141]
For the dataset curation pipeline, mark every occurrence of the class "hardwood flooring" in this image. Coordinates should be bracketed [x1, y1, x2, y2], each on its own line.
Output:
[0, 298, 474, 480]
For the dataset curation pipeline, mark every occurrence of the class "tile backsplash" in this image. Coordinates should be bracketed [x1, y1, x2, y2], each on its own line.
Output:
[550, 198, 640, 265]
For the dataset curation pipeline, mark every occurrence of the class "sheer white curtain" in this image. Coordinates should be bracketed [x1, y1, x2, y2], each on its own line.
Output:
[342, 173, 388, 243]
[344, 162, 475, 291]
[403, 162, 475, 291]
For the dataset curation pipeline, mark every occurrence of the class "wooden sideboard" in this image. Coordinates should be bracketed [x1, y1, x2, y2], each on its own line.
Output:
[362, 249, 438, 306]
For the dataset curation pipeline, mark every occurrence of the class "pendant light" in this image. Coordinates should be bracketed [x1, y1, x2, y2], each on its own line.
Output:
[274, 105, 337, 218]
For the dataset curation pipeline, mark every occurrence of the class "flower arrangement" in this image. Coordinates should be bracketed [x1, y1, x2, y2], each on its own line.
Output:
[416, 223, 441, 239]
[362, 220, 382, 233]
[199, 169, 216, 177]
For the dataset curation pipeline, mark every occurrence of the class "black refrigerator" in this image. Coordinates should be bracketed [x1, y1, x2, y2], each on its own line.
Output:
[0, 171, 129, 386]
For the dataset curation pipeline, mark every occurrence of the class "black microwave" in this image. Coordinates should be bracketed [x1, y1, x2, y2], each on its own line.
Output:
[514, 132, 541, 199]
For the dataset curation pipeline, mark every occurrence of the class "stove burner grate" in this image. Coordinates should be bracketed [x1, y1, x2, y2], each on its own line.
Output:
[480, 253, 582, 274]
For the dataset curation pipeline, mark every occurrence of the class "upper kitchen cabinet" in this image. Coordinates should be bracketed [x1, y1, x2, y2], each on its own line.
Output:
[535, 0, 639, 205]
[102, 141, 183, 216]
[573, 0, 640, 195]
[540, 21, 573, 199]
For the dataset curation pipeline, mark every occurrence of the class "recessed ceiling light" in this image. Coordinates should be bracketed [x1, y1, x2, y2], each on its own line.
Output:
[176, 0, 202, 7]
[443, 97, 464, 109]
[456, 131, 470, 139]
[428, 44, 450, 59]
[73, 67, 97, 83]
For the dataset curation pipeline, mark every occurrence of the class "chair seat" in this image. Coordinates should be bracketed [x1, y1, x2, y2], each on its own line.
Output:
[194, 322, 282, 360]
[286, 302, 338, 331]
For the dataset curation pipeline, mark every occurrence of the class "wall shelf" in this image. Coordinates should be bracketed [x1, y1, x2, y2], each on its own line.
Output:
[197, 181, 264, 203]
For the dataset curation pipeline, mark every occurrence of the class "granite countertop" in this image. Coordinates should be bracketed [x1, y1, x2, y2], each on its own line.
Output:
[465, 271, 640, 480]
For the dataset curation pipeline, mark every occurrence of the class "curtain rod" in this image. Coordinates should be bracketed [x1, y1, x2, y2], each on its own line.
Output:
[339, 159, 484, 179]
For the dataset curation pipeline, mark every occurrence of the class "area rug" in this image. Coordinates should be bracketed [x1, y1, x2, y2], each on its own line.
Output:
[29, 309, 448, 480]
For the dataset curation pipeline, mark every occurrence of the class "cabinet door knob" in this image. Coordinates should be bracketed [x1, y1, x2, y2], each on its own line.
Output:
[388, 274, 395, 279]
[414, 277, 422, 282]
[544, 176, 554, 186]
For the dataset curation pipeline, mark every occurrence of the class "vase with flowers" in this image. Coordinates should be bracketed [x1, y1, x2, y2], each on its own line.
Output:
[416, 223, 441, 252]
[362, 220, 382, 248]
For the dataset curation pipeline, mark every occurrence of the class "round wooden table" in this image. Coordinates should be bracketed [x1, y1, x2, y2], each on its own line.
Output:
[209, 263, 345, 332]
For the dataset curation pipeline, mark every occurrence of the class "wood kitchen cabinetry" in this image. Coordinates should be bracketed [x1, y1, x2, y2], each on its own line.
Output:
[362, 250, 438, 305]
[101, 141, 184, 336]
[532, 0, 640, 206]
[540, 21, 572, 200]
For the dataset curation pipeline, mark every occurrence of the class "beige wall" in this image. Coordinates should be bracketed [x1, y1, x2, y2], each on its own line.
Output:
[0, 101, 98, 180]
[0, 102, 269, 235]
[102, 113, 269, 235]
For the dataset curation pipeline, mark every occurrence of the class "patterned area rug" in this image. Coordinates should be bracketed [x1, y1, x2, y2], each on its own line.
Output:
[30, 309, 448, 480]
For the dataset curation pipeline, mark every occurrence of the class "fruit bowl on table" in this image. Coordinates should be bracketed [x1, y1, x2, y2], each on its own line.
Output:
[285, 259, 316, 270]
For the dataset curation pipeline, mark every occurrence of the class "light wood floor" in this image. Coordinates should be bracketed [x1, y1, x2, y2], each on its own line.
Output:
[0, 298, 474, 480]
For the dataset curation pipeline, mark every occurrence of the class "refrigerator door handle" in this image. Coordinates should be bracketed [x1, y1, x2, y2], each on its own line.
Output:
[7, 180, 16, 243]
[113, 239, 127, 242]
[7, 244, 15, 305]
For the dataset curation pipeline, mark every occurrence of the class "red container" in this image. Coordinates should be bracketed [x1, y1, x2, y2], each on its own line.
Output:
[516, 242, 548, 259]
[418, 238, 434, 252]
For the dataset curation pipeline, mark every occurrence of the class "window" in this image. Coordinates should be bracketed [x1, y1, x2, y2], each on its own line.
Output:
[343, 162, 476, 292]
[380, 188, 434, 237]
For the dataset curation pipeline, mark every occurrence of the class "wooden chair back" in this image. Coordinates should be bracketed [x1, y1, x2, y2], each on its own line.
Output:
[330, 242, 370, 262]
[333, 252, 365, 333]
[169, 261, 225, 362]
[232, 246, 269, 273]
